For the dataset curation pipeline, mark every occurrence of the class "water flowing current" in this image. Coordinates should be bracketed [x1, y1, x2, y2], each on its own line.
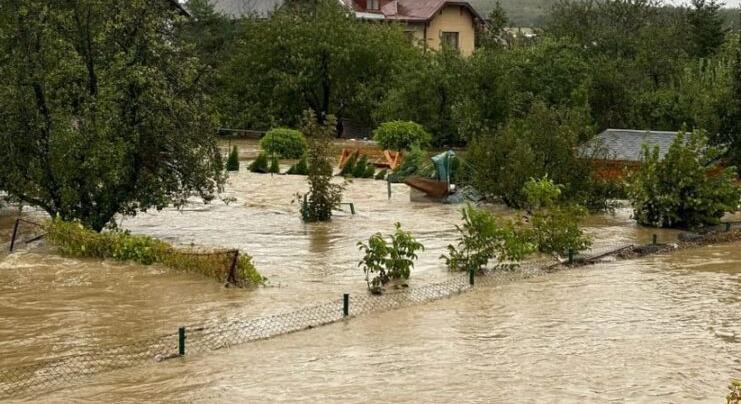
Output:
[0, 140, 739, 402]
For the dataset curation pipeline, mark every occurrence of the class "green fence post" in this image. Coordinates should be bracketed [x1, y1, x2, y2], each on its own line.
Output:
[725, 222, 731, 232]
[178, 327, 186, 356]
[387, 179, 392, 200]
[469, 268, 475, 286]
[568, 249, 574, 265]
[652, 234, 657, 245]
[343, 293, 349, 317]
[349, 203, 356, 215]
[9, 219, 20, 252]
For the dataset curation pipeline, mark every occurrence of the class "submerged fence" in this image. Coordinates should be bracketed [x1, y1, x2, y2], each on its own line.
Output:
[2, 222, 740, 398]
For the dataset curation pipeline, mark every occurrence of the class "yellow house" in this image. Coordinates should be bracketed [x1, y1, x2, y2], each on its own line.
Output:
[341, 0, 483, 56]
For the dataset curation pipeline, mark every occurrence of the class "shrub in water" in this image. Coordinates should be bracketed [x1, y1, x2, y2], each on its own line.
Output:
[299, 111, 344, 222]
[45, 219, 264, 286]
[373, 121, 432, 151]
[363, 164, 376, 178]
[260, 128, 307, 159]
[522, 177, 592, 256]
[286, 156, 309, 175]
[248, 153, 269, 173]
[269, 155, 280, 173]
[352, 155, 369, 178]
[627, 129, 741, 229]
[339, 154, 357, 177]
[374, 169, 387, 180]
[357, 223, 424, 294]
[442, 204, 533, 272]
[225, 146, 240, 171]
[388, 146, 431, 183]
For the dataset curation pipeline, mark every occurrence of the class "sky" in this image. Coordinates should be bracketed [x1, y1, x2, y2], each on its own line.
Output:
[667, 0, 741, 6]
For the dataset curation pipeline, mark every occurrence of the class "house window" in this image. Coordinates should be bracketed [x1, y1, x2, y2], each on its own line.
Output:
[367, 0, 379, 10]
[441, 32, 459, 50]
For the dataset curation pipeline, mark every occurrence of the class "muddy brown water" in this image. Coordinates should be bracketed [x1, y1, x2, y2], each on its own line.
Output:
[1, 140, 739, 402]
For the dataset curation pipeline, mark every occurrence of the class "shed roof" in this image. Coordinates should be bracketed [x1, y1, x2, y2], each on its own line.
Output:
[581, 129, 680, 162]
[208, 0, 282, 17]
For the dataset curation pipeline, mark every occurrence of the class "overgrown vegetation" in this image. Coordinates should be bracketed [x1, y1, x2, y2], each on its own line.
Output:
[299, 111, 344, 222]
[522, 177, 592, 255]
[45, 219, 264, 286]
[286, 156, 309, 175]
[372, 121, 432, 151]
[627, 130, 741, 229]
[269, 155, 280, 174]
[728, 379, 741, 404]
[248, 153, 269, 173]
[357, 223, 424, 294]
[260, 128, 307, 159]
[442, 204, 534, 272]
[0, 0, 225, 231]
[388, 146, 432, 183]
[226, 146, 240, 171]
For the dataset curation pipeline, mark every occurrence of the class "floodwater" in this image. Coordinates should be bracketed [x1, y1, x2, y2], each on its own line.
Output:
[0, 140, 739, 402]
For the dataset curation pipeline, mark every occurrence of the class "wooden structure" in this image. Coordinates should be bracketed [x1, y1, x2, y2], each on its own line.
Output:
[338, 148, 403, 170]
[404, 176, 450, 199]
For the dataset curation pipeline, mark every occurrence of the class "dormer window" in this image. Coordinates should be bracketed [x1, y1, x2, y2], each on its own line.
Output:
[367, 0, 380, 10]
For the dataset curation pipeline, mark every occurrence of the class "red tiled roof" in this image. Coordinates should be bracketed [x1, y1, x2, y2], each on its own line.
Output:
[343, 0, 483, 22]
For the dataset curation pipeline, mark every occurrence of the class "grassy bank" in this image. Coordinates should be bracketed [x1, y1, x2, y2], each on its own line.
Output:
[45, 220, 264, 287]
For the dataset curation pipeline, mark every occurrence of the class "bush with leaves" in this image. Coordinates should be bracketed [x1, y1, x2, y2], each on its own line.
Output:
[363, 164, 376, 178]
[226, 146, 240, 171]
[372, 121, 432, 151]
[352, 155, 369, 178]
[286, 156, 309, 175]
[522, 177, 592, 256]
[728, 379, 741, 404]
[374, 169, 387, 180]
[260, 128, 307, 159]
[299, 111, 345, 222]
[627, 130, 741, 229]
[45, 219, 264, 286]
[269, 155, 280, 173]
[248, 153, 269, 173]
[442, 204, 534, 273]
[357, 223, 424, 294]
[388, 146, 432, 183]
[339, 154, 357, 177]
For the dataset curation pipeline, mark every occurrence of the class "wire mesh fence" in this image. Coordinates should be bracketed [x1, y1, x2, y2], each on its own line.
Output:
[2, 221, 739, 398]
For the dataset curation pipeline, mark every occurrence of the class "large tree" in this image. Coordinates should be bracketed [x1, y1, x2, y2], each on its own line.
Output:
[688, 0, 728, 58]
[218, 0, 419, 132]
[0, 0, 224, 231]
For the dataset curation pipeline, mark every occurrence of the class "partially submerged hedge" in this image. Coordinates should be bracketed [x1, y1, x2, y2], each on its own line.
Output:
[260, 128, 307, 159]
[45, 220, 264, 287]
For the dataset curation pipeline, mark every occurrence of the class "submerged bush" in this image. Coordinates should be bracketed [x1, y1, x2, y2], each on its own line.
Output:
[248, 153, 269, 173]
[357, 223, 424, 294]
[339, 154, 357, 177]
[374, 169, 387, 180]
[300, 111, 344, 222]
[627, 130, 741, 229]
[269, 155, 280, 173]
[225, 146, 240, 171]
[373, 121, 431, 151]
[363, 164, 376, 178]
[45, 219, 263, 286]
[522, 177, 592, 255]
[352, 155, 369, 178]
[388, 146, 431, 183]
[286, 156, 309, 175]
[442, 204, 533, 272]
[260, 128, 307, 159]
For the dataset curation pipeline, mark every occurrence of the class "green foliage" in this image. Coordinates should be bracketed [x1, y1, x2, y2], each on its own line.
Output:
[0, 0, 225, 231]
[374, 169, 387, 180]
[286, 156, 309, 175]
[357, 223, 424, 294]
[388, 146, 432, 183]
[226, 146, 240, 171]
[442, 205, 534, 272]
[260, 128, 307, 159]
[363, 164, 377, 179]
[728, 379, 741, 404]
[248, 153, 269, 173]
[45, 219, 263, 286]
[269, 155, 280, 174]
[339, 154, 357, 177]
[372, 121, 432, 151]
[688, 0, 728, 58]
[352, 156, 369, 178]
[522, 177, 592, 255]
[468, 102, 599, 208]
[218, 0, 420, 131]
[627, 130, 741, 229]
[299, 111, 344, 222]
